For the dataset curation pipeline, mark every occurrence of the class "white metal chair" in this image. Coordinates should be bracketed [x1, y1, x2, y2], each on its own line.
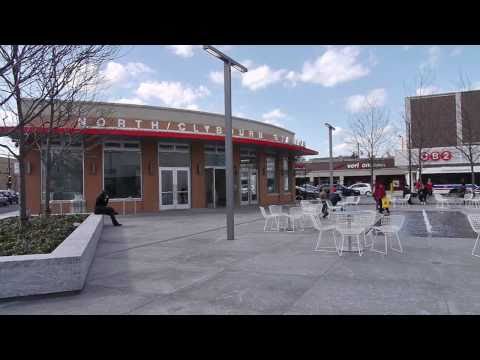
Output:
[434, 193, 449, 208]
[287, 206, 305, 232]
[467, 214, 480, 257]
[310, 214, 339, 254]
[370, 215, 405, 255]
[269, 205, 288, 231]
[394, 194, 410, 207]
[464, 193, 474, 207]
[326, 199, 343, 212]
[469, 195, 480, 208]
[334, 212, 373, 256]
[260, 206, 277, 232]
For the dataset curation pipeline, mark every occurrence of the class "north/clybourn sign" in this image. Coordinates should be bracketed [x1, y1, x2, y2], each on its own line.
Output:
[74, 117, 307, 147]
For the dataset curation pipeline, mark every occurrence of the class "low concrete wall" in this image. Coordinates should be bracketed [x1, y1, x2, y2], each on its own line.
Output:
[0, 214, 103, 299]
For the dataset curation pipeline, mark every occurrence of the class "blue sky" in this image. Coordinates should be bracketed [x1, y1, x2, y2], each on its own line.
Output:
[96, 45, 480, 158]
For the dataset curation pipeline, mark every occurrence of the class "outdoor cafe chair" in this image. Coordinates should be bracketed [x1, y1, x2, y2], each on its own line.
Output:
[269, 205, 289, 231]
[326, 199, 343, 212]
[310, 214, 339, 254]
[370, 215, 405, 255]
[334, 212, 373, 256]
[467, 214, 480, 257]
[434, 193, 449, 208]
[260, 206, 278, 232]
[464, 193, 474, 207]
[393, 194, 410, 207]
[287, 206, 305, 232]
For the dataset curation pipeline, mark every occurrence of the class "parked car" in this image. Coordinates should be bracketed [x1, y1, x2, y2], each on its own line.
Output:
[296, 186, 319, 200]
[0, 190, 18, 204]
[0, 194, 9, 206]
[319, 184, 360, 197]
[433, 184, 480, 195]
[348, 182, 372, 196]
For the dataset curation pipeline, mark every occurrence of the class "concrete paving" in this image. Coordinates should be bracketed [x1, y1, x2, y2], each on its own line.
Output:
[1, 205, 480, 314]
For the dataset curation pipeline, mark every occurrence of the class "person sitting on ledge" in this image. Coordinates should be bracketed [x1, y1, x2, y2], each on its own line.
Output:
[94, 190, 122, 226]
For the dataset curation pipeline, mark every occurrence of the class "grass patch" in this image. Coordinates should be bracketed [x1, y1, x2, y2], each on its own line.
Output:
[0, 214, 89, 257]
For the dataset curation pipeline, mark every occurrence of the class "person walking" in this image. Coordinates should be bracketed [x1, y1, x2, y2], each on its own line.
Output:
[374, 182, 386, 213]
[319, 188, 329, 218]
[426, 178, 433, 197]
[418, 182, 427, 205]
[94, 190, 122, 226]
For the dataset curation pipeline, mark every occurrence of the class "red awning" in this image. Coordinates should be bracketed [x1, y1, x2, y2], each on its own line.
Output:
[0, 126, 318, 156]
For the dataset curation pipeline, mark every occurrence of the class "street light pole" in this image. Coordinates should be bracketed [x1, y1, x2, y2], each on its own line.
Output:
[203, 45, 248, 240]
[325, 123, 336, 193]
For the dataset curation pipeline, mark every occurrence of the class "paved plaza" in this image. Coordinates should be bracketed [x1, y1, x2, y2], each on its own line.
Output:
[1, 205, 480, 315]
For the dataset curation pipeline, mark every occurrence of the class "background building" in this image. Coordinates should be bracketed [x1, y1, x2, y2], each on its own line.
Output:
[296, 156, 407, 189]
[396, 89, 480, 185]
[0, 155, 18, 191]
[6, 101, 316, 215]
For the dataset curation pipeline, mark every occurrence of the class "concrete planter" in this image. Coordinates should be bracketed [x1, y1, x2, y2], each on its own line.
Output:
[0, 214, 103, 299]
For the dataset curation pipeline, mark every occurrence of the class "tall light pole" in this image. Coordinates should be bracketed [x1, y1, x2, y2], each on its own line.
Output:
[203, 45, 248, 240]
[324, 123, 336, 193]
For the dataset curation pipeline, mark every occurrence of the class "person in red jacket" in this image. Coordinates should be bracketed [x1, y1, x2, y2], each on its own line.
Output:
[374, 182, 386, 213]
[426, 178, 433, 197]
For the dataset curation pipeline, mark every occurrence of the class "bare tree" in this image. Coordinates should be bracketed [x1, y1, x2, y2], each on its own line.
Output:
[453, 73, 480, 190]
[28, 46, 117, 215]
[0, 45, 117, 224]
[348, 98, 392, 188]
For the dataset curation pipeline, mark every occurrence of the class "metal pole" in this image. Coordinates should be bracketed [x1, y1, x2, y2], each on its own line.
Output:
[357, 142, 360, 159]
[224, 62, 234, 240]
[407, 121, 412, 189]
[329, 127, 334, 192]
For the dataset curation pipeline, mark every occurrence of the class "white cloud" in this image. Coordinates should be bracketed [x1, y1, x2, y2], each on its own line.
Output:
[111, 97, 146, 105]
[261, 109, 287, 127]
[100, 61, 153, 86]
[450, 47, 463, 56]
[403, 45, 411, 51]
[166, 45, 234, 58]
[288, 46, 371, 87]
[166, 45, 199, 58]
[135, 81, 210, 109]
[185, 104, 199, 111]
[209, 71, 224, 85]
[345, 88, 387, 113]
[420, 46, 441, 69]
[473, 82, 480, 90]
[333, 142, 351, 155]
[241, 65, 287, 91]
[415, 85, 441, 96]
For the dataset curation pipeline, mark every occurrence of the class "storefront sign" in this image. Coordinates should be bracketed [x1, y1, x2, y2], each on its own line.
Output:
[420, 151, 452, 162]
[345, 162, 386, 169]
[70, 117, 306, 147]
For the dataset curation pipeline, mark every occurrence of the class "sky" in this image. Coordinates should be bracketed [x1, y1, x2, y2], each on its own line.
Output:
[3, 45, 480, 158]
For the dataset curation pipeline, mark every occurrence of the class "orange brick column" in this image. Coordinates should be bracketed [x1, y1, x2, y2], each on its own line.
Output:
[25, 149, 41, 215]
[234, 144, 241, 206]
[141, 140, 158, 212]
[84, 142, 103, 212]
[191, 141, 205, 208]
[257, 149, 267, 206]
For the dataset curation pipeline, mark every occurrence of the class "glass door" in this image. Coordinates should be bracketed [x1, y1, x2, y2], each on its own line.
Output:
[249, 168, 258, 204]
[240, 168, 250, 205]
[239, 166, 258, 205]
[159, 167, 190, 210]
[215, 168, 226, 208]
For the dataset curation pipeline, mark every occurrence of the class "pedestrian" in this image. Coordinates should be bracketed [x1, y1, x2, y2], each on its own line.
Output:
[94, 190, 122, 226]
[319, 188, 329, 218]
[426, 178, 433, 197]
[374, 182, 386, 213]
[418, 182, 427, 205]
[381, 194, 391, 215]
[403, 184, 413, 205]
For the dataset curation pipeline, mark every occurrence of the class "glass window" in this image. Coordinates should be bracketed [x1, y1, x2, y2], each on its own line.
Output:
[266, 157, 276, 193]
[104, 144, 141, 199]
[283, 157, 289, 192]
[158, 143, 191, 167]
[205, 144, 225, 167]
[41, 148, 83, 201]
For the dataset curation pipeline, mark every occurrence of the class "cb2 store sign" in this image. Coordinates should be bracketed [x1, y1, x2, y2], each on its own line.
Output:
[421, 151, 452, 161]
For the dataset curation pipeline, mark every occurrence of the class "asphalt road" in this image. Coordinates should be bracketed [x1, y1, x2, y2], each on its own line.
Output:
[0, 204, 18, 215]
